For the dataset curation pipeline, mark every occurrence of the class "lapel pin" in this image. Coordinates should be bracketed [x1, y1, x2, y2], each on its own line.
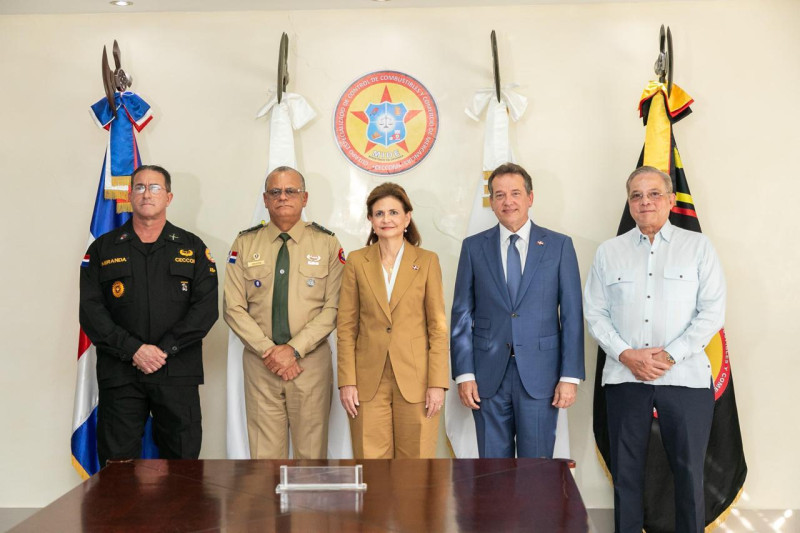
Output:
[536, 240, 544, 246]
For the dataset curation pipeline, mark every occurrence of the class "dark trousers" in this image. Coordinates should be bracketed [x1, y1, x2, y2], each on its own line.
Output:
[606, 382, 714, 533]
[473, 357, 558, 458]
[98, 381, 202, 467]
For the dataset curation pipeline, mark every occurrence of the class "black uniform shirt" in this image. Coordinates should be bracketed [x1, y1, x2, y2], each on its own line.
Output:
[80, 220, 219, 388]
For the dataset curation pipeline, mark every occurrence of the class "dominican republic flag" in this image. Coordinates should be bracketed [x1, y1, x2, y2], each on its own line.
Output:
[592, 80, 747, 531]
[71, 96, 157, 479]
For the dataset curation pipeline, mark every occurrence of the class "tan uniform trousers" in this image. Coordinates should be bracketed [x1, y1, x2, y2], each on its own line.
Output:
[349, 357, 440, 459]
[243, 343, 332, 459]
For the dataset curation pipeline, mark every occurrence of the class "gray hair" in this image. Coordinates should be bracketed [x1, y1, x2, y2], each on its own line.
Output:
[265, 165, 306, 191]
[626, 166, 673, 195]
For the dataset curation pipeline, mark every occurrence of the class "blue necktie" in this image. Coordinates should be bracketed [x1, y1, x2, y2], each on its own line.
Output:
[507, 234, 521, 304]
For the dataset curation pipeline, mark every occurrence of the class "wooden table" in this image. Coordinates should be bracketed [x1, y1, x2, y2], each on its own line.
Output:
[13, 458, 588, 532]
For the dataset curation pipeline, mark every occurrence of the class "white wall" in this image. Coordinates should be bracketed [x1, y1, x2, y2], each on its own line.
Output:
[0, 0, 797, 511]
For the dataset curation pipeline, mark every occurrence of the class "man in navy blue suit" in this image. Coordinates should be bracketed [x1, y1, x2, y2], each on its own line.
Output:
[450, 163, 585, 458]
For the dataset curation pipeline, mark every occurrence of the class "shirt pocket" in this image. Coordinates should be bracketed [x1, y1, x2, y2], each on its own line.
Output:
[663, 266, 699, 302]
[243, 265, 273, 301]
[99, 261, 133, 305]
[604, 270, 636, 304]
[298, 262, 329, 301]
[169, 261, 195, 302]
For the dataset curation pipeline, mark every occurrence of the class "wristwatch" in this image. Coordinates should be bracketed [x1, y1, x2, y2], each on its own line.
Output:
[665, 352, 676, 365]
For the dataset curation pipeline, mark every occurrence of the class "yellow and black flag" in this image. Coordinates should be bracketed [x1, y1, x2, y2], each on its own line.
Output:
[592, 81, 747, 532]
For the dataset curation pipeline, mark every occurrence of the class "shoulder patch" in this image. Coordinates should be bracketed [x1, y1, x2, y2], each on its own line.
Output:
[239, 222, 266, 236]
[311, 222, 335, 236]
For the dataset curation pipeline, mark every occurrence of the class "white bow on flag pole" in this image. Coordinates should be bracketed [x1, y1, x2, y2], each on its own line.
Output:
[445, 85, 572, 459]
[226, 89, 353, 459]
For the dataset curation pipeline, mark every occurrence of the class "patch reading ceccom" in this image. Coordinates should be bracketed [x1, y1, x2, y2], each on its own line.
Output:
[333, 71, 438, 175]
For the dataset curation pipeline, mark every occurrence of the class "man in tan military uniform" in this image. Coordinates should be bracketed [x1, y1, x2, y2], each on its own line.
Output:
[224, 166, 344, 459]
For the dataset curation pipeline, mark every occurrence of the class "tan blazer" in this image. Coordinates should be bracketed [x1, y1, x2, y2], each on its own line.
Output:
[337, 243, 449, 404]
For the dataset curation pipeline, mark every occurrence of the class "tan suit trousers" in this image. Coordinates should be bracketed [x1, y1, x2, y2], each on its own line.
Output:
[349, 357, 440, 459]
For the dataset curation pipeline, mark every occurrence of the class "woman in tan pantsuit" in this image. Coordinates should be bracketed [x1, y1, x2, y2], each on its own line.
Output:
[337, 182, 449, 458]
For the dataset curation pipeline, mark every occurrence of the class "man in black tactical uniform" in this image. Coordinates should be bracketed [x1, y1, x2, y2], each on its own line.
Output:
[80, 164, 218, 466]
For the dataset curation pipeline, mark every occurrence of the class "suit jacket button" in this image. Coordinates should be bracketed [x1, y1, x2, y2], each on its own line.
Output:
[511, 313, 518, 318]
[386, 326, 392, 333]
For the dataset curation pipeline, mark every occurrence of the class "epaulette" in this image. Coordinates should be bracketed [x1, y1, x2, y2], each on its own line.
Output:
[310, 222, 335, 236]
[239, 222, 266, 236]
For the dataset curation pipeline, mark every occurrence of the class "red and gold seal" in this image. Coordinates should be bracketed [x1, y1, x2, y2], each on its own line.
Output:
[333, 71, 438, 175]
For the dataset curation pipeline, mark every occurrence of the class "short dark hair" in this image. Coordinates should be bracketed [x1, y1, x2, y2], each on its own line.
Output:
[265, 166, 306, 191]
[365, 182, 421, 246]
[487, 163, 532, 195]
[132, 164, 171, 192]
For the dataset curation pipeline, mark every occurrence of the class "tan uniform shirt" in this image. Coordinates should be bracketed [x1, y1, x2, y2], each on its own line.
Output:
[223, 221, 344, 359]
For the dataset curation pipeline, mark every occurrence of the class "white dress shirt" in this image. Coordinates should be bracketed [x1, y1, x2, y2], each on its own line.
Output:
[382, 242, 405, 301]
[456, 221, 579, 386]
[584, 221, 726, 388]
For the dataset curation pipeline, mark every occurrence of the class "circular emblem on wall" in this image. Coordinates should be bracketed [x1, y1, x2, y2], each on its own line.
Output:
[333, 71, 438, 175]
[111, 281, 125, 298]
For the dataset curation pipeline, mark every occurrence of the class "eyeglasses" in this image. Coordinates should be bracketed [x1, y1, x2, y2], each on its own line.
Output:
[629, 191, 668, 203]
[266, 187, 305, 199]
[132, 184, 166, 195]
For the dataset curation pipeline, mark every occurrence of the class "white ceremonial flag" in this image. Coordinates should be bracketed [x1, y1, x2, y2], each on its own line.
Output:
[226, 90, 352, 459]
[446, 86, 572, 460]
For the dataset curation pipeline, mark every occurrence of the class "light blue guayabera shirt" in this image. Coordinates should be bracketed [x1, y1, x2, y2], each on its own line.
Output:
[584, 221, 726, 389]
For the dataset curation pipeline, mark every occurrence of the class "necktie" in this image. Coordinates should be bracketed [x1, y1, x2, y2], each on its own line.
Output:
[507, 234, 521, 305]
[272, 232, 291, 345]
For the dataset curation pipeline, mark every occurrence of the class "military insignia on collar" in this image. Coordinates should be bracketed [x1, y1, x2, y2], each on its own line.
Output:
[179, 249, 194, 257]
[338, 248, 346, 264]
[412, 265, 419, 271]
[205, 248, 215, 263]
[112, 281, 125, 298]
[118, 233, 129, 242]
[168, 233, 180, 241]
